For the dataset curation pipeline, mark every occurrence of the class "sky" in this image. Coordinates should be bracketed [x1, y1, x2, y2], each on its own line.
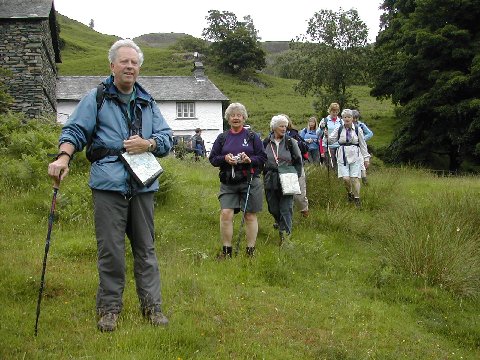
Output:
[53, 0, 384, 43]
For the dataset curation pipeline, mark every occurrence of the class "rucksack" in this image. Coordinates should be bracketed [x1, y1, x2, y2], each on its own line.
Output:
[216, 129, 260, 184]
[85, 83, 107, 162]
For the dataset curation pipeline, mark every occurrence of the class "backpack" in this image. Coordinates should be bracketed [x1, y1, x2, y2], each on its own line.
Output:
[85, 83, 107, 162]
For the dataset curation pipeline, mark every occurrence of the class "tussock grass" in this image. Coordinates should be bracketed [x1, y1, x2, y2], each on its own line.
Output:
[374, 190, 480, 298]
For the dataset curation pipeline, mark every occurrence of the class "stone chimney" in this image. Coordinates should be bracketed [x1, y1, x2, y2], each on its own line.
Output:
[192, 52, 205, 81]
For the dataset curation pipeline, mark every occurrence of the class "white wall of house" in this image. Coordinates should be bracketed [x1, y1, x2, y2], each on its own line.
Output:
[157, 101, 223, 150]
[57, 100, 223, 151]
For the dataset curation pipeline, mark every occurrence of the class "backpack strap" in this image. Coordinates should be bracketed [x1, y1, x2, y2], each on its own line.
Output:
[96, 82, 105, 112]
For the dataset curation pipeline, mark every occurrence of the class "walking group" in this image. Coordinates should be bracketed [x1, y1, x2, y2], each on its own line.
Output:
[47, 39, 373, 333]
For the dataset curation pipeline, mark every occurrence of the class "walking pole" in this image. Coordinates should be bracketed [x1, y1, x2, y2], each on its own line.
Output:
[34, 181, 60, 336]
[234, 167, 254, 257]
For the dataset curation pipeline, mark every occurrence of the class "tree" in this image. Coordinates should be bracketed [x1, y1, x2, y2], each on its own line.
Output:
[174, 35, 209, 54]
[202, 10, 265, 74]
[291, 8, 370, 114]
[89, 19, 94, 29]
[371, 0, 480, 171]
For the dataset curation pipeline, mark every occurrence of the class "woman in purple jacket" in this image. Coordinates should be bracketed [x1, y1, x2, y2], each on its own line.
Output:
[209, 103, 267, 258]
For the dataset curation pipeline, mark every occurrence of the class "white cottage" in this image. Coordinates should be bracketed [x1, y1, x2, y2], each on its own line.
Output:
[56, 63, 229, 151]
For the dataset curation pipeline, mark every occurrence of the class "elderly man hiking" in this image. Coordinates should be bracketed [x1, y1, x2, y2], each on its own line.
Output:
[48, 39, 173, 332]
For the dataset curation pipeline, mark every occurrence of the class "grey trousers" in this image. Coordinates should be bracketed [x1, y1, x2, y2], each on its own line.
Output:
[92, 190, 162, 315]
[265, 189, 294, 234]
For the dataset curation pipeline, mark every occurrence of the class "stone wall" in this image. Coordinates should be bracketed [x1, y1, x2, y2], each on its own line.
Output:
[0, 19, 57, 117]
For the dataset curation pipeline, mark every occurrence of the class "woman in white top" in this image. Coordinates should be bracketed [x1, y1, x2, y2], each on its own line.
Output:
[328, 109, 370, 207]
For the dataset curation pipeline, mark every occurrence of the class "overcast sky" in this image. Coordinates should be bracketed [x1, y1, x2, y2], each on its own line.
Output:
[53, 0, 384, 43]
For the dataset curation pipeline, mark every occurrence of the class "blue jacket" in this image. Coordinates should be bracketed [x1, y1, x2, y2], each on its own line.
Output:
[59, 76, 173, 195]
[299, 128, 320, 151]
[356, 121, 373, 142]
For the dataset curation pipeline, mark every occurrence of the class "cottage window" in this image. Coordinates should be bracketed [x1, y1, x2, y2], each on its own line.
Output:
[176, 102, 195, 118]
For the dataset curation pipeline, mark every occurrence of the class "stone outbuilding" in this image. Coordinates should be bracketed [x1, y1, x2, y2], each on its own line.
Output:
[0, 0, 61, 117]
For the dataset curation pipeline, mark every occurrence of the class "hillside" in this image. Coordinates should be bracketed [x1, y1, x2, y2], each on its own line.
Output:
[133, 32, 191, 48]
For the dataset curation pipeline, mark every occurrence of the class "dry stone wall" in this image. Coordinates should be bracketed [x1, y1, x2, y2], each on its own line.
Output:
[0, 19, 57, 117]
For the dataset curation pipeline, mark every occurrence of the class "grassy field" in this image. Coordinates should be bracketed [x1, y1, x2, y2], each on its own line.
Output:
[0, 135, 479, 358]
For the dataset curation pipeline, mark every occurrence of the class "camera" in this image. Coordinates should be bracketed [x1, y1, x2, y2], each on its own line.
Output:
[232, 154, 242, 163]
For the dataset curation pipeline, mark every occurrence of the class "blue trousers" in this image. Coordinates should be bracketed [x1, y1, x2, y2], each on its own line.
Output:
[265, 189, 294, 234]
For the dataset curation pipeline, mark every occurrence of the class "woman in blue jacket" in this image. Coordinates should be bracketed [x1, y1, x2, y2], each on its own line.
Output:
[300, 116, 320, 165]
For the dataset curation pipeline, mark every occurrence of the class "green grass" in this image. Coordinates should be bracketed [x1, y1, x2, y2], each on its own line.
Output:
[1, 15, 478, 359]
[0, 121, 479, 358]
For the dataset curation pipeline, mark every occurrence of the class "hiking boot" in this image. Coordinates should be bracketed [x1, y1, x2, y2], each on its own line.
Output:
[216, 246, 232, 260]
[279, 232, 293, 249]
[354, 197, 361, 208]
[347, 192, 355, 202]
[143, 306, 169, 326]
[300, 210, 309, 218]
[246, 246, 255, 257]
[97, 313, 118, 332]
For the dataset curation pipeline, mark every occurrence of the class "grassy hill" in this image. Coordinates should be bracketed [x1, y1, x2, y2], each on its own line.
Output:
[133, 32, 191, 48]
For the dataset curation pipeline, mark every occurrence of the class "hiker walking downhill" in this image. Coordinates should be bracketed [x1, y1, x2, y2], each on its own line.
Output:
[48, 39, 173, 332]
[328, 109, 370, 208]
[352, 110, 373, 185]
[300, 116, 321, 165]
[319, 102, 342, 169]
[209, 103, 267, 258]
[263, 115, 303, 245]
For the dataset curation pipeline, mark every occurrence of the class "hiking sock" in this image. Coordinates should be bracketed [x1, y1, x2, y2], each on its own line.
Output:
[246, 246, 255, 257]
[347, 192, 354, 202]
[223, 246, 232, 257]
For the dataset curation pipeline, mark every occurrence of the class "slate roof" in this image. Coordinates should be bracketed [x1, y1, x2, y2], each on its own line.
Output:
[57, 76, 229, 102]
[0, 0, 53, 19]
